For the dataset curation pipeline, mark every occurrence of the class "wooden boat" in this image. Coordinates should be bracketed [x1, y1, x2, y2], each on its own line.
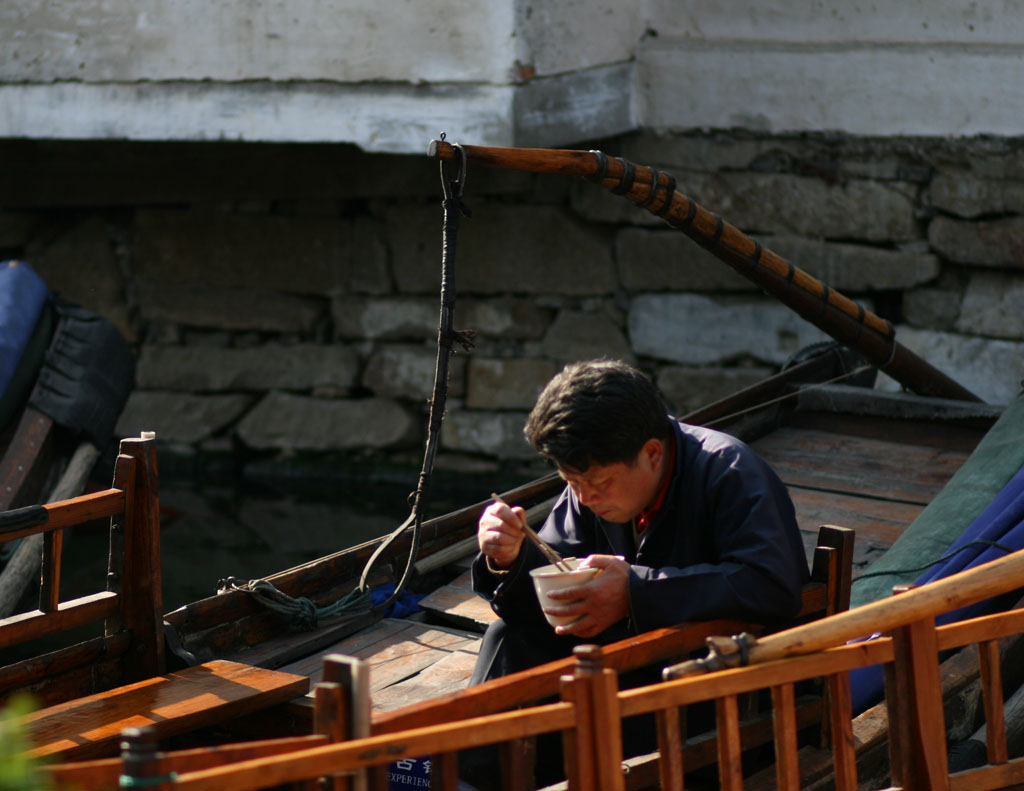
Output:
[3, 141, 1022, 789]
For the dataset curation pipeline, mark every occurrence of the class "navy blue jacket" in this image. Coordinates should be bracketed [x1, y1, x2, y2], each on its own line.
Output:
[473, 420, 809, 641]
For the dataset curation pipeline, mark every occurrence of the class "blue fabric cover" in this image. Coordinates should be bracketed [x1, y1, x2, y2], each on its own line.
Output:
[850, 462, 1024, 712]
[0, 261, 49, 401]
[369, 582, 425, 619]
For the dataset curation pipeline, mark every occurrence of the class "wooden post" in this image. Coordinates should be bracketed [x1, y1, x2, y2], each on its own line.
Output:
[119, 727, 170, 791]
[716, 694, 744, 791]
[497, 737, 533, 791]
[430, 753, 459, 790]
[978, 639, 1009, 765]
[561, 670, 595, 791]
[109, 434, 164, 681]
[38, 527, 63, 612]
[810, 523, 857, 753]
[827, 671, 857, 791]
[886, 583, 950, 791]
[771, 683, 800, 791]
[655, 705, 684, 790]
[322, 653, 372, 791]
[314, 681, 347, 791]
[573, 645, 625, 791]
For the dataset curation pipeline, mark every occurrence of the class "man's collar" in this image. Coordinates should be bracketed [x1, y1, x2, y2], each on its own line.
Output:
[636, 432, 676, 533]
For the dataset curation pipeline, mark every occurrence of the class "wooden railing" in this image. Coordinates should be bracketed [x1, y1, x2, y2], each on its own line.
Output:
[67, 545, 1024, 791]
[0, 434, 163, 705]
[369, 524, 853, 739]
[41, 525, 853, 790]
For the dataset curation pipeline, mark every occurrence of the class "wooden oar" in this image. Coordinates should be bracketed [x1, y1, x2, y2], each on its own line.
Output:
[490, 492, 571, 572]
[428, 139, 981, 404]
[663, 546, 1024, 679]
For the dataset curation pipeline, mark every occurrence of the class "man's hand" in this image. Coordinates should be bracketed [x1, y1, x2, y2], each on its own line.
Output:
[544, 554, 631, 637]
[477, 500, 527, 569]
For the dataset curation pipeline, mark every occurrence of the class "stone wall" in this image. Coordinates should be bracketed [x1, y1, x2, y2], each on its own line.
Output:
[5, 132, 1024, 488]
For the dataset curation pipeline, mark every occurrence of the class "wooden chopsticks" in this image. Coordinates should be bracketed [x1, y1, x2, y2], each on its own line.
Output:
[490, 492, 571, 572]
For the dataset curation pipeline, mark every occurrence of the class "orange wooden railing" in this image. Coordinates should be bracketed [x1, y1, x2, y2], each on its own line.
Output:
[68, 546, 1024, 791]
[0, 434, 163, 703]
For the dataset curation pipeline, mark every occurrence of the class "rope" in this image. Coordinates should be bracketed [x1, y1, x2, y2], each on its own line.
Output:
[217, 576, 372, 630]
[852, 539, 1017, 584]
[223, 134, 472, 631]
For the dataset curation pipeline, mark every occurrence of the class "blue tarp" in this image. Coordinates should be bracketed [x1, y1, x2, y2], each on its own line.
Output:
[0, 261, 49, 401]
[850, 461, 1024, 712]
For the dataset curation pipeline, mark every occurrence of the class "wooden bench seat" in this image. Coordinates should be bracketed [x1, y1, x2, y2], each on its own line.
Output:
[24, 659, 309, 762]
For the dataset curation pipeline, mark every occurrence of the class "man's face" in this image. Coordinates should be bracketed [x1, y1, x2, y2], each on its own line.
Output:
[557, 439, 665, 523]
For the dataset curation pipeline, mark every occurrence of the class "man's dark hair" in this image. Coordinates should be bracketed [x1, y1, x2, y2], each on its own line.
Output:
[524, 358, 672, 472]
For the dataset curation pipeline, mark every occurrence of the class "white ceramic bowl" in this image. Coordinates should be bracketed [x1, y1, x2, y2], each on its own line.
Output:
[529, 557, 600, 627]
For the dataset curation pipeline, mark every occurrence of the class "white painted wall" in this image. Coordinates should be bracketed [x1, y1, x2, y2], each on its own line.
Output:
[641, 0, 1024, 136]
[1, 0, 1021, 148]
[0, 0, 518, 83]
[646, 0, 1024, 45]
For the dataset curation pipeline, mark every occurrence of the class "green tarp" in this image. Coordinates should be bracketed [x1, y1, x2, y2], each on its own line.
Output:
[851, 390, 1024, 608]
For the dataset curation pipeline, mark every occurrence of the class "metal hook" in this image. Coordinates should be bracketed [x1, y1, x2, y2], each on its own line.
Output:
[439, 142, 468, 200]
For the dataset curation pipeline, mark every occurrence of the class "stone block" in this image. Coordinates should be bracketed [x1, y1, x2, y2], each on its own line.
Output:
[629, 293, 831, 365]
[876, 326, 1024, 406]
[134, 209, 389, 296]
[115, 391, 255, 444]
[578, 170, 918, 241]
[616, 228, 756, 291]
[466, 358, 557, 410]
[389, 203, 617, 295]
[137, 279, 326, 333]
[955, 271, 1024, 339]
[568, 180, 667, 227]
[622, 133, 785, 173]
[539, 309, 635, 366]
[964, 148, 1024, 181]
[761, 235, 940, 292]
[332, 296, 440, 341]
[363, 344, 467, 400]
[928, 170, 1024, 219]
[28, 215, 135, 341]
[929, 216, 1024, 268]
[903, 287, 962, 331]
[657, 365, 776, 417]
[708, 173, 919, 242]
[136, 343, 359, 392]
[440, 410, 535, 459]
[236, 392, 417, 451]
[456, 298, 553, 340]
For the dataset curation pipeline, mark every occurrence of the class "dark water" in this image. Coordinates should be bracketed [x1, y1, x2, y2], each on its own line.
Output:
[158, 481, 419, 610]
[54, 476, 460, 616]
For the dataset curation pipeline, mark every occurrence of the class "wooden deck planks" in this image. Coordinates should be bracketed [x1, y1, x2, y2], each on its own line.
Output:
[751, 426, 970, 505]
[369, 649, 480, 712]
[282, 619, 482, 710]
[789, 488, 924, 550]
[753, 422, 975, 577]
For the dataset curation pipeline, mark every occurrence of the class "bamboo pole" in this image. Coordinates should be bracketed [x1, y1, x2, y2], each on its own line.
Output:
[663, 547, 1024, 679]
[427, 139, 981, 404]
